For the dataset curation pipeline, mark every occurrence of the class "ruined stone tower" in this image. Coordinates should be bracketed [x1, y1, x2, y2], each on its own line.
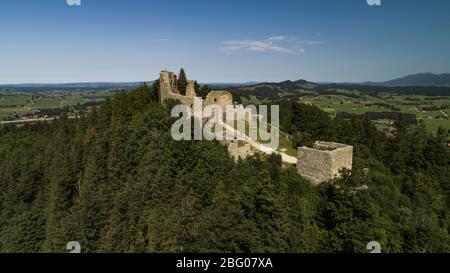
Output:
[160, 71, 179, 102]
[204, 91, 234, 110]
[297, 141, 353, 184]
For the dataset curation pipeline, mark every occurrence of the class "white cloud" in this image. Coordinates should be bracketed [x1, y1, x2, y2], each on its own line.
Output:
[66, 0, 81, 6]
[221, 36, 323, 55]
[296, 40, 325, 46]
[266, 36, 288, 41]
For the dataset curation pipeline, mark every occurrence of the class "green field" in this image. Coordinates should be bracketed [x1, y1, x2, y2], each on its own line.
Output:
[298, 92, 450, 136]
[422, 119, 450, 135]
[0, 90, 116, 120]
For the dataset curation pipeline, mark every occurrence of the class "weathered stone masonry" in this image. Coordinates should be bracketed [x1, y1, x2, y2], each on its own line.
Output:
[159, 70, 233, 111]
[297, 141, 353, 184]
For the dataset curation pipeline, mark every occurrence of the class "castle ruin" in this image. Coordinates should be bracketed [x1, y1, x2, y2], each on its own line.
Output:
[159, 70, 233, 110]
[297, 141, 353, 184]
[160, 70, 254, 160]
[159, 70, 353, 184]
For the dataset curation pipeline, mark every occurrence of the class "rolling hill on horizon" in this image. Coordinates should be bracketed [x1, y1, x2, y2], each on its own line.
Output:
[362, 73, 450, 87]
[1, 72, 450, 94]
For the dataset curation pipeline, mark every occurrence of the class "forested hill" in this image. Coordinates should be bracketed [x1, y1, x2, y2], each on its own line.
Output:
[228, 79, 317, 100]
[0, 84, 449, 253]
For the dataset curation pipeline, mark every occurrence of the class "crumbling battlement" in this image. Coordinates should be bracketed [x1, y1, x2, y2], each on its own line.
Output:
[160, 71, 179, 101]
[204, 91, 234, 110]
[297, 141, 353, 184]
[186, 80, 197, 97]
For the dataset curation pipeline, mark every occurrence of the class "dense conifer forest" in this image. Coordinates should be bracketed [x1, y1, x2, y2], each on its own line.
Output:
[0, 84, 449, 253]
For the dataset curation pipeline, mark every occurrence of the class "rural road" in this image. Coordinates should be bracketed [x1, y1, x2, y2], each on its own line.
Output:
[0, 116, 76, 125]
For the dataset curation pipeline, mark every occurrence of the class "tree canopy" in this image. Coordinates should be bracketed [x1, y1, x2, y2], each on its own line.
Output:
[0, 84, 449, 253]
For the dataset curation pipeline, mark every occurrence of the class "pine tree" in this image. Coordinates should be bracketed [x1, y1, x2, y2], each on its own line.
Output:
[437, 127, 448, 146]
[0, 211, 44, 253]
[196, 182, 256, 252]
[152, 79, 160, 102]
[43, 122, 78, 252]
[194, 81, 201, 96]
[177, 68, 188, 95]
[199, 85, 212, 99]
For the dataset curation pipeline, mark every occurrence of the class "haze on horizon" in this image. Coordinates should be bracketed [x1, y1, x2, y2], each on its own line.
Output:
[0, 0, 449, 84]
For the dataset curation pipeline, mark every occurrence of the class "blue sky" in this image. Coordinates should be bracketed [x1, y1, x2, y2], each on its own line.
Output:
[0, 0, 449, 83]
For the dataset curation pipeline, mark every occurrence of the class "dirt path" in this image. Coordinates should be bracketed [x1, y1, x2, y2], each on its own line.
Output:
[216, 119, 298, 164]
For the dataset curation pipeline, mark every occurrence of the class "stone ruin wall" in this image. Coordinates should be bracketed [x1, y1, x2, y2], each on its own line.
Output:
[297, 141, 353, 184]
[204, 91, 234, 110]
[159, 70, 233, 111]
[329, 144, 353, 178]
[186, 80, 197, 97]
[159, 71, 178, 102]
[297, 147, 334, 184]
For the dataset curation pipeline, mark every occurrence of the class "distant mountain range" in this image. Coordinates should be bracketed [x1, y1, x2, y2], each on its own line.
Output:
[363, 73, 450, 87]
[228, 75, 450, 100]
[0, 81, 259, 92]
